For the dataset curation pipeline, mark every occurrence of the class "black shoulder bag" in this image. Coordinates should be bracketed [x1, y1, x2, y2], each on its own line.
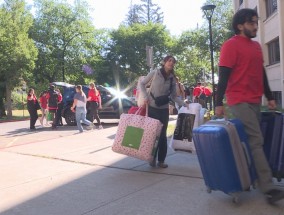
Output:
[150, 77, 173, 107]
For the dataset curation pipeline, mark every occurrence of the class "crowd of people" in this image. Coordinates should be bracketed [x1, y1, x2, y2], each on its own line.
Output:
[24, 8, 284, 203]
[26, 82, 103, 133]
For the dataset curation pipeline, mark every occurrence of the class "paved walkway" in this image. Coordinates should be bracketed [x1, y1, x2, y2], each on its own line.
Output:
[0, 120, 284, 215]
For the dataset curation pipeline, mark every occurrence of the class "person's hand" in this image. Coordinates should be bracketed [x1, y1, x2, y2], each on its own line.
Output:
[71, 106, 75, 112]
[267, 100, 277, 110]
[185, 102, 189, 110]
[215, 106, 225, 117]
[144, 99, 149, 106]
[99, 105, 102, 110]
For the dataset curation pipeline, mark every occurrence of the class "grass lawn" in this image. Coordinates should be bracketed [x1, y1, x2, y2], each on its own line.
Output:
[167, 123, 175, 137]
[0, 109, 42, 122]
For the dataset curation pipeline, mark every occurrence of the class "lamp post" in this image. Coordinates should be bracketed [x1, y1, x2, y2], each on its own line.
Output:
[201, 4, 216, 113]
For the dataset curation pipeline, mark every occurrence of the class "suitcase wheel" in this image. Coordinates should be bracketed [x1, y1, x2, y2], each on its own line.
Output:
[277, 178, 282, 182]
[206, 187, 212, 193]
[230, 193, 240, 204]
[232, 196, 239, 204]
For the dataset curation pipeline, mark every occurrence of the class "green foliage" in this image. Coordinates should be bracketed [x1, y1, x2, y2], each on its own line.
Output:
[29, 0, 103, 86]
[0, 0, 38, 117]
[174, 0, 234, 86]
[11, 90, 26, 110]
[125, 0, 164, 25]
[106, 23, 174, 87]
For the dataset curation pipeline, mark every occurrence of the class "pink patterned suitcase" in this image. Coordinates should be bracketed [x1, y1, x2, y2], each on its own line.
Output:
[112, 113, 163, 161]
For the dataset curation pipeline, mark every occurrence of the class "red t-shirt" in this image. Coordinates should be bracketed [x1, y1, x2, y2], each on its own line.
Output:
[58, 93, 63, 103]
[193, 86, 203, 97]
[40, 95, 48, 109]
[203, 87, 212, 96]
[219, 35, 264, 106]
[88, 89, 100, 102]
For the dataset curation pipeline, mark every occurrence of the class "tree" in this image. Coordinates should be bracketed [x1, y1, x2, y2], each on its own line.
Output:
[29, 0, 103, 87]
[175, 0, 234, 86]
[106, 23, 174, 88]
[125, 0, 164, 25]
[0, 0, 37, 118]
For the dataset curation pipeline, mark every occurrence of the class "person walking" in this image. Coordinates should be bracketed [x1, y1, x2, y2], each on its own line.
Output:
[140, 55, 188, 168]
[27, 88, 39, 130]
[71, 85, 93, 133]
[39, 90, 48, 126]
[215, 8, 284, 204]
[55, 89, 63, 126]
[87, 83, 103, 129]
[46, 85, 59, 129]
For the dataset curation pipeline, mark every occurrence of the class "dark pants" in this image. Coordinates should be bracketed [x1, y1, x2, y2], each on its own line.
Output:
[89, 101, 101, 125]
[148, 106, 169, 162]
[28, 108, 38, 129]
[49, 109, 58, 128]
[56, 103, 63, 125]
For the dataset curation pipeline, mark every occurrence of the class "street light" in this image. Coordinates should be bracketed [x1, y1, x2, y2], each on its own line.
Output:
[201, 4, 216, 113]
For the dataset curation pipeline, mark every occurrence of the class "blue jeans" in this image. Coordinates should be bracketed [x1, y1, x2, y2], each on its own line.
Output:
[75, 107, 92, 132]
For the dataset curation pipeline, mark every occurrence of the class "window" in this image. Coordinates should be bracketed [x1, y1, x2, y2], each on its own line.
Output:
[266, 0, 277, 17]
[267, 38, 280, 65]
[272, 91, 282, 108]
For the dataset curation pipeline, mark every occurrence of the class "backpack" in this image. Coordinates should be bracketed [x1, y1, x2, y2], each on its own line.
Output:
[48, 90, 58, 108]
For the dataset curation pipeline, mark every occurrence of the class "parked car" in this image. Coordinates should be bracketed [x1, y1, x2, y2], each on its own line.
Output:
[51, 82, 136, 125]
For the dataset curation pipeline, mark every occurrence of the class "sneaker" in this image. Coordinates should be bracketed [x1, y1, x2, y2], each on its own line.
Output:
[86, 123, 94, 130]
[98, 125, 103, 130]
[149, 159, 156, 167]
[266, 189, 284, 204]
[157, 162, 168, 168]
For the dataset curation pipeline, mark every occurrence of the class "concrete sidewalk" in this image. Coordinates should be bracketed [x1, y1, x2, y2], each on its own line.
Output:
[1, 123, 284, 215]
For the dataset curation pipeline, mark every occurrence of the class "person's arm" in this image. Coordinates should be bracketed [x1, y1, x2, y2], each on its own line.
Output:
[98, 92, 102, 108]
[263, 67, 274, 101]
[181, 84, 186, 99]
[139, 70, 156, 101]
[87, 90, 92, 101]
[216, 66, 232, 106]
[71, 99, 77, 112]
[171, 79, 187, 107]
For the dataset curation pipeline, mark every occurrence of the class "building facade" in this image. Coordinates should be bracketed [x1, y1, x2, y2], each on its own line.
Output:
[232, 0, 284, 108]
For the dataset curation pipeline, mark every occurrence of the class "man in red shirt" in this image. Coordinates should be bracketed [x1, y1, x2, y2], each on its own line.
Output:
[203, 84, 212, 110]
[215, 9, 284, 204]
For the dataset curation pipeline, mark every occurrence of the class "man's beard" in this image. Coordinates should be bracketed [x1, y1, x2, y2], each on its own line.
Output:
[244, 28, 257, 38]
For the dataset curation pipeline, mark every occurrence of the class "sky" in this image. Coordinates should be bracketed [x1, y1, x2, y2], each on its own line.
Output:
[0, 0, 207, 36]
[90, 0, 207, 36]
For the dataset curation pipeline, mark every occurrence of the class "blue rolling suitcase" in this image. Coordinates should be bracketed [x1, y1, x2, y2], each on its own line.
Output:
[260, 111, 283, 181]
[192, 119, 256, 203]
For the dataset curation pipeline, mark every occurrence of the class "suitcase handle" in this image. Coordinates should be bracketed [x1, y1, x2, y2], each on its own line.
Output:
[241, 141, 252, 167]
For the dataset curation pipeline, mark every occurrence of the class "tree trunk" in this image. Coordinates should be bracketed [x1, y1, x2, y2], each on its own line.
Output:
[0, 98, 6, 118]
[5, 84, 13, 119]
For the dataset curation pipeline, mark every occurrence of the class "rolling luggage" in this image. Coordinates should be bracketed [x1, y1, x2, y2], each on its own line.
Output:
[260, 111, 283, 181]
[112, 112, 163, 162]
[192, 119, 256, 203]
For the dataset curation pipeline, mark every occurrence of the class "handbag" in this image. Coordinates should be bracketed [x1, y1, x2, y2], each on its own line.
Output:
[112, 106, 163, 161]
[169, 104, 203, 153]
[35, 100, 41, 110]
[150, 77, 173, 107]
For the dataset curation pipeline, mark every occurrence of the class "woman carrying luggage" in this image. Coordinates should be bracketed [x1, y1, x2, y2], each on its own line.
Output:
[139, 55, 188, 168]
